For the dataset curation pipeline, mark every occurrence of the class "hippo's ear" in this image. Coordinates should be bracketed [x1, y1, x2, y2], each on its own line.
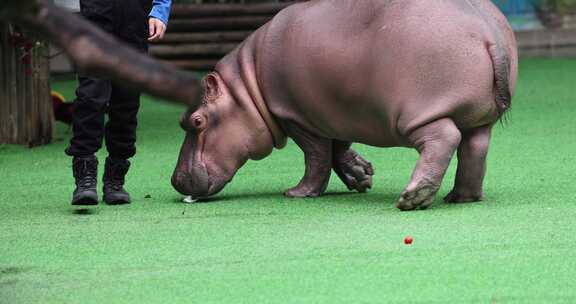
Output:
[202, 73, 221, 102]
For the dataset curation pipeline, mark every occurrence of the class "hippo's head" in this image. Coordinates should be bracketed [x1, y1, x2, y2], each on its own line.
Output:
[171, 72, 279, 199]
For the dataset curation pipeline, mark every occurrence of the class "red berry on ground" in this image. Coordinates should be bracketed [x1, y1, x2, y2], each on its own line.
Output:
[404, 236, 413, 245]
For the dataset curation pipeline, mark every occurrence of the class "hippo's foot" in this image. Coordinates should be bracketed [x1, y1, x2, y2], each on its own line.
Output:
[443, 190, 483, 203]
[284, 185, 325, 198]
[333, 149, 374, 193]
[396, 181, 439, 211]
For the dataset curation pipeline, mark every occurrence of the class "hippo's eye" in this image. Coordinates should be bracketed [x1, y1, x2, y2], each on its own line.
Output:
[191, 115, 206, 130]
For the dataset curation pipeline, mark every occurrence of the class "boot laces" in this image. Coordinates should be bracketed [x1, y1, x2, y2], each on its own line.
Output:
[74, 160, 97, 188]
[105, 161, 128, 191]
[106, 178, 124, 191]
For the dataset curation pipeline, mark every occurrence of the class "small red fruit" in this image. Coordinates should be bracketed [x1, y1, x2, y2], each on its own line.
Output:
[404, 236, 413, 245]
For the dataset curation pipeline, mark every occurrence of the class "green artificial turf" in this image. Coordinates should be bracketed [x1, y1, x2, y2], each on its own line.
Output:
[1, 58, 576, 303]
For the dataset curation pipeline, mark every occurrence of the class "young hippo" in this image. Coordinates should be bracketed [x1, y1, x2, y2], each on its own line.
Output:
[171, 0, 518, 210]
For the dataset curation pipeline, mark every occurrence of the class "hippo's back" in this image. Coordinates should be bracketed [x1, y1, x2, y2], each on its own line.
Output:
[257, 0, 517, 146]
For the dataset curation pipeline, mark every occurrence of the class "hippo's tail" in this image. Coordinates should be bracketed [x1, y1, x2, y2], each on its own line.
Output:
[487, 43, 512, 120]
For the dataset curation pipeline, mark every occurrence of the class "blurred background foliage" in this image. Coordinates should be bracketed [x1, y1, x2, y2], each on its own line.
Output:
[534, 0, 576, 13]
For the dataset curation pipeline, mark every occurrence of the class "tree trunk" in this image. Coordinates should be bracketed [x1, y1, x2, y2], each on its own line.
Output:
[0, 23, 53, 147]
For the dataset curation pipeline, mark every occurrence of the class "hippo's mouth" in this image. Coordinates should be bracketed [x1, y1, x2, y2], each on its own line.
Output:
[171, 165, 231, 199]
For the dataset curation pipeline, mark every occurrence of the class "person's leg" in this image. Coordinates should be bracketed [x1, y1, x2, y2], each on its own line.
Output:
[66, 75, 112, 205]
[116, 0, 150, 52]
[66, 0, 115, 205]
[66, 76, 111, 158]
[100, 0, 149, 205]
[102, 85, 140, 204]
[104, 87, 141, 161]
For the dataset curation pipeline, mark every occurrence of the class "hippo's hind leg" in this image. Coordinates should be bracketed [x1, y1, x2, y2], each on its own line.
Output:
[444, 125, 492, 203]
[333, 141, 374, 193]
[397, 118, 461, 211]
[283, 122, 332, 198]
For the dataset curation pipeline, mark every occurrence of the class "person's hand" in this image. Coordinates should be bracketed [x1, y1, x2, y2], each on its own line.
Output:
[148, 17, 166, 42]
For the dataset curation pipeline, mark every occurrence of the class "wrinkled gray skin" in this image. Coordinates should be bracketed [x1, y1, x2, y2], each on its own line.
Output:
[172, 0, 518, 210]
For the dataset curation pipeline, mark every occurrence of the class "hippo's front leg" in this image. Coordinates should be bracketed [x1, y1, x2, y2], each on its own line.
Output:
[333, 141, 374, 193]
[397, 118, 462, 211]
[283, 123, 332, 198]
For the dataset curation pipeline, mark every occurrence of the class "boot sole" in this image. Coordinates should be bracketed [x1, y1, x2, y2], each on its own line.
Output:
[104, 200, 131, 205]
[103, 196, 131, 205]
[71, 196, 99, 206]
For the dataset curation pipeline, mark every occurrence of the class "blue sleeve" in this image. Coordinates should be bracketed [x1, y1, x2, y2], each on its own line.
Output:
[149, 0, 172, 26]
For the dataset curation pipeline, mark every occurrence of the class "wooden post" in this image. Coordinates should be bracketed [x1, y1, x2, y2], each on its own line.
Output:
[0, 23, 53, 146]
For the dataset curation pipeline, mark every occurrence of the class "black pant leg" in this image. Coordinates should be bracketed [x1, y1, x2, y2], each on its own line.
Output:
[78, 0, 115, 34]
[65, 76, 112, 157]
[116, 0, 151, 51]
[103, 0, 150, 159]
[68, 0, 151, 159]
[65, 0, 115, 157]
[104, 85, 141, 159]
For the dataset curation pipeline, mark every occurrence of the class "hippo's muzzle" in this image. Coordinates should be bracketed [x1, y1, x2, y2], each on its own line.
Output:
[171, 163, 230, 199]
[171, 163, 210, 198]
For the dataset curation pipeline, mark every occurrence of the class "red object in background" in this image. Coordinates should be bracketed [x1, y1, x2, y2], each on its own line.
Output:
[404, 236, 413, 245]
[51, 91, 74, 125]
[21, 53, 32, 65]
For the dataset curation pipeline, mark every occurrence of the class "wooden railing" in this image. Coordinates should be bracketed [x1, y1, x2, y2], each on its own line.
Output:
[517, 29, 576, 57]
[150, 2, 301, 70]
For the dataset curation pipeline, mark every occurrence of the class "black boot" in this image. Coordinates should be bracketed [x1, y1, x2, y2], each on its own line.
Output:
[103, 157, 131, 205]
[71, 155, 99, 205]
